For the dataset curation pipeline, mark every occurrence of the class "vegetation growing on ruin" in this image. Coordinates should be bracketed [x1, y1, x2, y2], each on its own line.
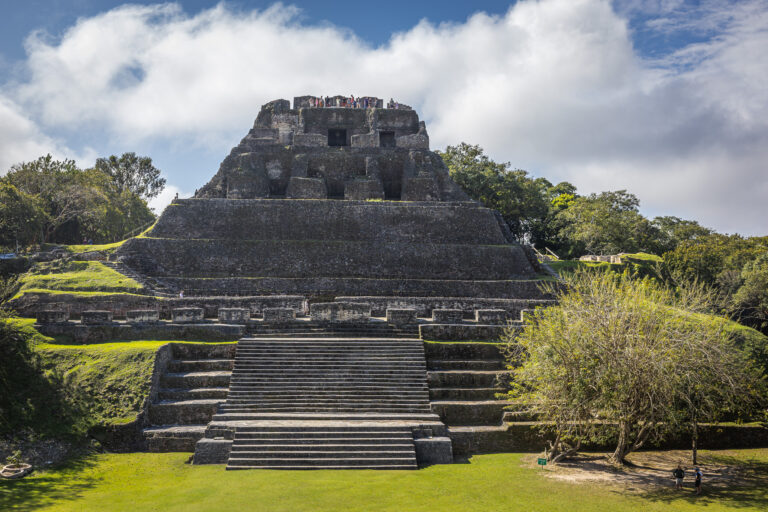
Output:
[4, 451, 768, 512]
[0, 314, 235, 438]
[13, 260, 144, 298]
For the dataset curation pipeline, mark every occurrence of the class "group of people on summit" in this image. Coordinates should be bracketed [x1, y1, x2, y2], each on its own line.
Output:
[306, 96, 405, 109]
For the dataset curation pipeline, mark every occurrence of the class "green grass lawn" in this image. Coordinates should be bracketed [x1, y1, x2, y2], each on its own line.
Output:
[2, 451, 767, 512]
[13, 260, 144, 298]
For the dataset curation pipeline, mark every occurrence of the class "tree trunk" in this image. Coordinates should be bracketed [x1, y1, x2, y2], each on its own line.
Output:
[691, 419, 698, 465]
[611, 421, 630, 464]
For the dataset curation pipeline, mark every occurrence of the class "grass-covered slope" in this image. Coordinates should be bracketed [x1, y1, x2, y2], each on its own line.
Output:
[0, 316, 235, 439]
[547, 252, 663, 277]
[13, 260, 144, 299]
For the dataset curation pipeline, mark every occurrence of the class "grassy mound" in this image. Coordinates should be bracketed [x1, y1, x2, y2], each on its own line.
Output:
[13, 260, 144, 299]
[547, 252, 663, 278]
[0, 316, 235, 438]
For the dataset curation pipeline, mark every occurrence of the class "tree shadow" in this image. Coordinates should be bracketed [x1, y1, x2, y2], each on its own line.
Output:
[0, 453, 99, 511]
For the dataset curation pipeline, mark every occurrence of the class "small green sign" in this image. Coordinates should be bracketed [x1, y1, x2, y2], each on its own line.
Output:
[537, 458, 547, 466]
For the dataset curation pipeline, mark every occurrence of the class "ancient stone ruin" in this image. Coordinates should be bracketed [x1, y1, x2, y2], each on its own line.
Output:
[35, 96, 553, 468]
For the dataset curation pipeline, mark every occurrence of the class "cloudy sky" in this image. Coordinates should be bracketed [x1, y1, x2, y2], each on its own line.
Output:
[0, 0, 766, 235]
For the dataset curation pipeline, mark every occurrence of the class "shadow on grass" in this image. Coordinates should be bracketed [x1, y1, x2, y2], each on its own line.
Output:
[631, 457, 768, 509]
[0, 454, 99, 511]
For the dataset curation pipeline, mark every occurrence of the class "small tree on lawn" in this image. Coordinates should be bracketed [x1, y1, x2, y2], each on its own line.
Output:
[507, 268, 764, 465]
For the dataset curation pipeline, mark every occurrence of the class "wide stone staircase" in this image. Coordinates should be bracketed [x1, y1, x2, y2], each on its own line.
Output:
[193, 336, 450, 469]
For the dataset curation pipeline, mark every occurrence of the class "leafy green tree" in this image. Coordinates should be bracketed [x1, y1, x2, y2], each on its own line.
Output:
[508, 269, 763, 464]
[2, 154, 156, 245]
[664, 234, 768, 286]
[554, 190, 660, 255]
[0, 183, 47, 249]
[438, 143, 575, 249]
[732, 252, 768, 332]
[93, 152, 166, 199]
[651, 216, 713, 253]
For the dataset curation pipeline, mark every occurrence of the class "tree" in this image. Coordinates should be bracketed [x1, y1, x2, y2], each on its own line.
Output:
[651, 216, 713, 253]
[438, 143, 576, 249]
[507, 268, 763, 465]
[2, 154, 156, 245]
[664, 234, 768, 286]
[554, 190, 660, 255]
[732, 252, 768, 332]
[0, 183, 47, 249]
[93, 152, 166, 199]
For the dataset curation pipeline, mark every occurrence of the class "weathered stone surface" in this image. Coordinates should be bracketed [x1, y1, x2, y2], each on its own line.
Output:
[193, 438, 232, 464]
[420, 324, 521, 341]
[292, 133, 327, 147]
[262, 307, 296, 324]
[386, 308, 417, 325]
[285, 177, 327, 199]
[414, 437, 453, 465]
[432, 309, 464, 323]
[36, 322, 244, 343]
[351, 131, 379, 148]
[309, 302, 371, 323]
[401, 177, 440, 201]
[126, 310, 160, 323]
[172, 307, 205, 323]
[336, 296, 553, 317]
[474, 309, 510, 324]
[36, 310, 69, 323]
[81, 310, 114, 325]
[217, 308, 250, 323]
[344, 179, 384, 200]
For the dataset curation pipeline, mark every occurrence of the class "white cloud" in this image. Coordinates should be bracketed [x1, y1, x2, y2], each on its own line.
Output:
[5, 0, 768, 234]
[148, 182, 189, 215]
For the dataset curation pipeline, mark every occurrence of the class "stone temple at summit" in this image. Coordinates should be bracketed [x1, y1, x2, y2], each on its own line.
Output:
[83, 95, 551, 469]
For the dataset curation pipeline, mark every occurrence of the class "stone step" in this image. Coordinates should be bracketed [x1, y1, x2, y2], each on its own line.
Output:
[427, 371, 509, 388]
[226, 390, 427, 396]
[161, 371, 231, 388]
[148, 399, 223, 425]
[159, 387, 230, 400]
[233, 436, 413, 443]
[226, 457, 417, 468]
[224, 398, 427, 404]
[431, 400, 513, 426]
[427, 360, 505, 371]
[143, 425, 207, 452]
[429, 387, 503, 401]
[219, 407, 431, 413]
[229, 449, 414, 458]
[226, 463, 417, 470]
[168, 359, 234, 372]
[212, 412, 441, 422]
[231, 443, 413, 451]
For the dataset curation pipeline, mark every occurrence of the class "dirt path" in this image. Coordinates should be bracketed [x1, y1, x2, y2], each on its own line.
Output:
[524, 450, 768, 493]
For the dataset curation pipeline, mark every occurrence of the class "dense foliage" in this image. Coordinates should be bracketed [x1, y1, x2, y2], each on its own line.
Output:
[507, 269, 765, 464]
[0, 153, 162, 249]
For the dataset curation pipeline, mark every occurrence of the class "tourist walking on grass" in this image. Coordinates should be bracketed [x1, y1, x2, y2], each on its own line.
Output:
[694, 467, 702, 495]
[673, 464, 684, 489]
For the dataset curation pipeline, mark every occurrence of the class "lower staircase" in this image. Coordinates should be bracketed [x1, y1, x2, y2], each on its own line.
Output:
[194, 336, 450, 469]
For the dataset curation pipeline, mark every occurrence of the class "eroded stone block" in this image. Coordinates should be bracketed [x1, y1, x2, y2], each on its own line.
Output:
[414, 437, 453, 465]
[475, 309, 510, 324]
[386, 308, 417, 325]
[36, 310, 69, 324]
[286, 177, 327, 199]
[172, 307, 204, 323]
[432, 309, 464, 323]
[344, 179, 384, 200]
[262, 307, 296, 324]
[293, 133, 327, 147]
[217, 308, 250, 323]
[81, 310, 113, 325]
[310, 302, 371, 323]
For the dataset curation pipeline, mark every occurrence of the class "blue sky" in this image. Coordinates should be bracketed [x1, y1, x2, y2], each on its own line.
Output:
[0, 0, 766, 235]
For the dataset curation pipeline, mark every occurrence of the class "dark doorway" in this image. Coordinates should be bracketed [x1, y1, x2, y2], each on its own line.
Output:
[328, 129, 347, 147]
[380, 131, 396, 148]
